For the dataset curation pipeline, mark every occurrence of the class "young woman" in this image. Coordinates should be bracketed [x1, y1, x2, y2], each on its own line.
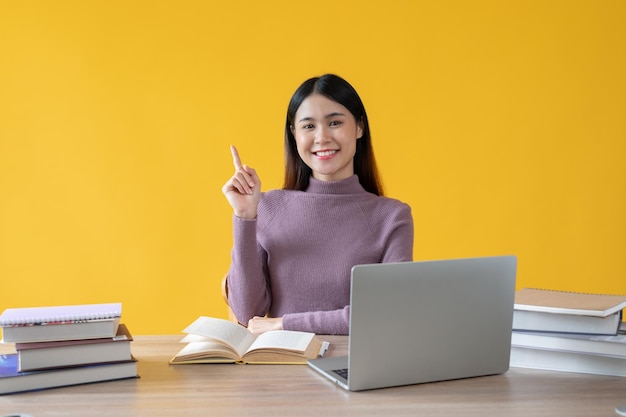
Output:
[222, 74, 413, 335]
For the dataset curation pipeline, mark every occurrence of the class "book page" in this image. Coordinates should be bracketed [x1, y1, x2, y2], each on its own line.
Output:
[172, 340, 239, 362]
[183, 316, 255, 357]
[246, 330, 314, 354]
[180, 334, 207, 343]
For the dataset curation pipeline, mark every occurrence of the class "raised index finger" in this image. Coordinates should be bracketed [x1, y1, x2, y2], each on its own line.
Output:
[230, 145, 242, 170]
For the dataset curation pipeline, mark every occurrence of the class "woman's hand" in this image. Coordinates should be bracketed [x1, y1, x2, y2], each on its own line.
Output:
[247, 316, 283, 335]
[222, 145, 261, 219]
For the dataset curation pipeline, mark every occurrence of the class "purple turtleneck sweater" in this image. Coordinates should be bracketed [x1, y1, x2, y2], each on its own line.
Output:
[227, 175, 414, 335]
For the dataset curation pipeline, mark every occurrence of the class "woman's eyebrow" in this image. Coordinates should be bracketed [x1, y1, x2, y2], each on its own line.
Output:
[298, 112, 346, 123]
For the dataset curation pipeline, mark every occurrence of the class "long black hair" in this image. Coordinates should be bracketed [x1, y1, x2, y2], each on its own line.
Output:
[283, 74, 384, 195]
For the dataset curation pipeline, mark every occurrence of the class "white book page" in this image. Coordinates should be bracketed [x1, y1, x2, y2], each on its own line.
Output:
[175, 340, 239, 359]
[247, 330, 314, 353]
[180, 334, 207, 343]
[183, 316, 255, 357]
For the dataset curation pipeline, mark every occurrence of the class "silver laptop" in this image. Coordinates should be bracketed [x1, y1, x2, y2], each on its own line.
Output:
[308, 255, 517, 391]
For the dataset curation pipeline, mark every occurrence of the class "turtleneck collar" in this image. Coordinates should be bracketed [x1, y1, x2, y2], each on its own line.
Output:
[305, 175, 367, 195]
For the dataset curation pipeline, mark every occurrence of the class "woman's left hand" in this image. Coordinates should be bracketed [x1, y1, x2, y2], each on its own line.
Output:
[247, 316, 283, 335]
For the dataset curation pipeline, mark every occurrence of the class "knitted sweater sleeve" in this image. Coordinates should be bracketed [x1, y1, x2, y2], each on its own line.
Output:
[378, 201, 414, 263]
[281, 202, 414, 335]
[227, 215, 272, 324]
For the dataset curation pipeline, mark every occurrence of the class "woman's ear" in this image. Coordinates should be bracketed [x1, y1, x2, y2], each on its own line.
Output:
[356, 118, 364, 139]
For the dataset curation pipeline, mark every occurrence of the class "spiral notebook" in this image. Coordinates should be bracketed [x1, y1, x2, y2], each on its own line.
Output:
[0, 303, 122, 343]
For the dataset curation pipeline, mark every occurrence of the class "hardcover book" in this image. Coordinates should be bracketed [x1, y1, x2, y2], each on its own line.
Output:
[0, 354, 137, 395]
[511, 322, 626, 358]
[514, 288, 626, 316]
[513, 289, 626, 335]
[509, 345, 626, 377]
[16, 324, 133, 372]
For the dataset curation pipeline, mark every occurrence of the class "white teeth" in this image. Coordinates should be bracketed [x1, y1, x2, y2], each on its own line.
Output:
[315, 150, 337, 156]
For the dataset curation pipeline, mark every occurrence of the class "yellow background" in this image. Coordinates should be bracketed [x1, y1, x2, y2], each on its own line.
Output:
[1, 1, 624, 335]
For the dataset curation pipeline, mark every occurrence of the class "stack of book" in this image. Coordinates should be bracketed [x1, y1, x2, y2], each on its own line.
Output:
[0, 302, 138, 395]
[510, 288, 626, 377]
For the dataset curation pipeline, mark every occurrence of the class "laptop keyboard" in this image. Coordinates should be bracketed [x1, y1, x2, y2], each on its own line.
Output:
[332, 368, 349, 379]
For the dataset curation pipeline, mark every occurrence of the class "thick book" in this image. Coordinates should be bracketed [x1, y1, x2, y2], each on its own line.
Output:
[0, 303, 122, 343]
[0, 354, 138, 395]
[509, 345, 626, 377]
[170, 316, 326, 365]
[16, 324, 133, 372]
[511, 322, 626, 358]
[513, 288, 626, 335]
[513, 309, 622, 335]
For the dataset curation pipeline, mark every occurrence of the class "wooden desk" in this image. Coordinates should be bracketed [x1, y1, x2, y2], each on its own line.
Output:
[1, 335, 625, 417]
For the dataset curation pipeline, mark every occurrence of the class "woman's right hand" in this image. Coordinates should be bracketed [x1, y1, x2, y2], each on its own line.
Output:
[221, 145, 261, 219]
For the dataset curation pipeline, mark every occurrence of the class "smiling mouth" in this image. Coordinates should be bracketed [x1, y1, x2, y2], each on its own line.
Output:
[314, 150, 337, 157]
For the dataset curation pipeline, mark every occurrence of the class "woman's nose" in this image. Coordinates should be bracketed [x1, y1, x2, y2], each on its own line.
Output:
[314, 126, 330, 143]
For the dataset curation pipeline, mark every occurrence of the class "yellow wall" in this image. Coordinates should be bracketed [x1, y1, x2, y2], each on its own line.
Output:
[1, 1, 624, 335]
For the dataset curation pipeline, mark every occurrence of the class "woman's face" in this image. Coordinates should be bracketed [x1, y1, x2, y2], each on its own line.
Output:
[291, 94, 363, 182]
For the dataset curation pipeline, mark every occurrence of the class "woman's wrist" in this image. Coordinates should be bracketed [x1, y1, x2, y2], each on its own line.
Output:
[234, 209, 257, 220]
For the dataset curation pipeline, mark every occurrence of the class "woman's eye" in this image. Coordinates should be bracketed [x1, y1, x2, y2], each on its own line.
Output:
[303, 124, 314, 130]
[330, 120, 342, 127]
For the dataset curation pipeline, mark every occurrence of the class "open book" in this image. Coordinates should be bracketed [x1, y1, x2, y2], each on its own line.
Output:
[169, 316, 327, 365]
